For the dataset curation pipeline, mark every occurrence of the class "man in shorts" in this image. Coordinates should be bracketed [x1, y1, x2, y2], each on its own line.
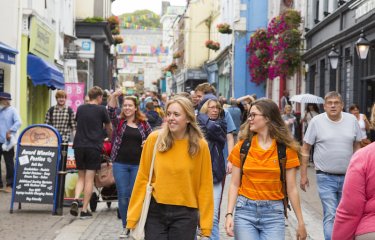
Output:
[71, 86, 112, 219]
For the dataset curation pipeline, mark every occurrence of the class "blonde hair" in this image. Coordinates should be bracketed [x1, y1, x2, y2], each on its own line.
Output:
[284, 104, 292, 113]
[238, 99, 300, 154]
[199, 99, 222, 115]
[157, 96, 204, 156]
[371, 103, 375, 129]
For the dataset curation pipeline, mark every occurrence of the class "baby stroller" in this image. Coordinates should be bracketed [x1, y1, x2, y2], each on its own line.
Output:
[90, 139, 119, 217]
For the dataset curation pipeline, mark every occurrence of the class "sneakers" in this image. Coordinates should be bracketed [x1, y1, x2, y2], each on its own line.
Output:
[80, 210, 93, 219]
[119, 228, 130, 239]
[70, 199, 79, 216]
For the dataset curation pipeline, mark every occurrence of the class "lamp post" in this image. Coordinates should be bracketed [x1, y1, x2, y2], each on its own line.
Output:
[356, 30, 370, 60]
[328, 45, 339, 70]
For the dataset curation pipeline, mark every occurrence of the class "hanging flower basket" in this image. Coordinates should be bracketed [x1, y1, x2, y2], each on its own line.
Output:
[164, 63, 178, 73]
[107, 16, 120, 30]
[173, 52, 182, 59]
[205, 40, 220, 51]
[113, 35, 123, 45]
[246, 9, 302, 84]
[112, 26, 120, 35]
[217, 23, 232, 34]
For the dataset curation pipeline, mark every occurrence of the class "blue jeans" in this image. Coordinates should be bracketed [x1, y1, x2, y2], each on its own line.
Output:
[316, 173, 345, 240]
[113, 162, 139, 227]
[234, 195, 285, 240]
[210, 182, 223, 240]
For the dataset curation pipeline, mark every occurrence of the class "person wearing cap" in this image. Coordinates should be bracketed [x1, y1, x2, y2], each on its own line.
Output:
[0, 92, 22, 193]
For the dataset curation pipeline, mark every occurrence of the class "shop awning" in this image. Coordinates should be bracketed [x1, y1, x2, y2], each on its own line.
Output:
[27, 54, 64, 90]
[0, 42, 18, 64]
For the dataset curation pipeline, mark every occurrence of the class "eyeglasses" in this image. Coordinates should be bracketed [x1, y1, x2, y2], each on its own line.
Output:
[325, 101, 342, 107]
[247, 112, 264, 120]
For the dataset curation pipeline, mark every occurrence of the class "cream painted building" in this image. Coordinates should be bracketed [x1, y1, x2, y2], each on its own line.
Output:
[76, 0, 112, 20]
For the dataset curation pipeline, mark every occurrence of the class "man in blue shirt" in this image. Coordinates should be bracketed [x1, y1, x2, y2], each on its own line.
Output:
[0, 92, 22, 193]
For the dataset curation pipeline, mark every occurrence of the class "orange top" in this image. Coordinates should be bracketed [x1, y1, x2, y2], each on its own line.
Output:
[228, 136, 300, 200]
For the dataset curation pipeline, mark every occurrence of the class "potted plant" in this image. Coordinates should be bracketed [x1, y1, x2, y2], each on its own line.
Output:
[205, 40, 220, 51]
[217, 23, 232, 34]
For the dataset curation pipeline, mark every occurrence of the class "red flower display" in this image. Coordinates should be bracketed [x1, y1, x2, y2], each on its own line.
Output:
[247, 9, 302, 85]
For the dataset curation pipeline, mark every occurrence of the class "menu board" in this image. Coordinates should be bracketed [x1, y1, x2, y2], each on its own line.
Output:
[14, 146, 58, 204]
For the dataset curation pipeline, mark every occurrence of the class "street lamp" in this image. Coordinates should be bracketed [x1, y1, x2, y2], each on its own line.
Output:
[328, 45, 339, 70]
[356, 30, 370, 60]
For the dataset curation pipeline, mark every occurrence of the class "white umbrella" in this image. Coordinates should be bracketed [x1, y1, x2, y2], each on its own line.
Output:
[290, 93, 324, 104]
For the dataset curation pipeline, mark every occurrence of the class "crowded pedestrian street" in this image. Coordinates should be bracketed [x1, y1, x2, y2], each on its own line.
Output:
[0, 167, 324, 240]
[2, 0, 375, 240]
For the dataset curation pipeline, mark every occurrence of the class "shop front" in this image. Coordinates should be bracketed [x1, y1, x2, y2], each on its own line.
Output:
[23, 16, 64, 126]
[0, 42, 18, 93]
[303, 0, 375, 114]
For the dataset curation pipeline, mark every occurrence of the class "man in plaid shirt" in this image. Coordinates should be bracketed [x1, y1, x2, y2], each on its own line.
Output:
[45, 90, 76, 143]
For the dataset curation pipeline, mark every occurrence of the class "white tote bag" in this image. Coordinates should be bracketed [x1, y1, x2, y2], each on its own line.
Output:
[130, 139, 158, 240]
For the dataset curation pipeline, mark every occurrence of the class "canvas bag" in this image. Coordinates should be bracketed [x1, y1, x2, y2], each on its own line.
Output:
[94, 156, 115, 188]
[129, 137, 158, 240]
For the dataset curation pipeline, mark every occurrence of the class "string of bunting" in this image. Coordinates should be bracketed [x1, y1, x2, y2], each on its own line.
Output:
[121, 22, 160, 31]
[122, 13, 158, 22]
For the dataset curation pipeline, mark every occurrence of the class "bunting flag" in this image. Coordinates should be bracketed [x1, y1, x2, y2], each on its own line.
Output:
[121, 21, 160, 31]
[122, 13, 158, 23]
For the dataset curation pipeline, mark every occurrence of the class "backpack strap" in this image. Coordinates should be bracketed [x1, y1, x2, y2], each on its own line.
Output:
[48, 106, 55, 125]
[239, 138, 251, 186]
[67, 107, 73, 127]
[276, 142, 290, 218]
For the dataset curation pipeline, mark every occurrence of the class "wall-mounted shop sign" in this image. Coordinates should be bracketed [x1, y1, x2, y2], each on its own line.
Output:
[29, 17, 55, 62]
[355, 0, 375, 19]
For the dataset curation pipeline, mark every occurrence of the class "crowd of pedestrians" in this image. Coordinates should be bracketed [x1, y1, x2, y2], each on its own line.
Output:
[2, 85, 375, 240]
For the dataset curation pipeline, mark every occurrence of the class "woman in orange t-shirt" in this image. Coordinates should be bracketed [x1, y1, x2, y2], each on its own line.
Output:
[224, 99, 307, 240]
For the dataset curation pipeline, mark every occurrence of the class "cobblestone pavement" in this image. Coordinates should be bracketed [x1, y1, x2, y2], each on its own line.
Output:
[0, 163, 323, 240]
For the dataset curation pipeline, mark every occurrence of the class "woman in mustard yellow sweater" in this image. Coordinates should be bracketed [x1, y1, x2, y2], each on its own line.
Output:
[126, 96, 214, 239]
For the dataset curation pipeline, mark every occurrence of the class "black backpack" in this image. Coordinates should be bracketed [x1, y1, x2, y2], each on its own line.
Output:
[239, 138, 291, 218]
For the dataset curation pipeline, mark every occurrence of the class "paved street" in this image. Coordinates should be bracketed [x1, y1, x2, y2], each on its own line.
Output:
[0, 165, 324, 239]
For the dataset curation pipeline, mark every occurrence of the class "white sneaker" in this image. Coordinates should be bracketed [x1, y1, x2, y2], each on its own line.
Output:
[119, 228, 129, 239]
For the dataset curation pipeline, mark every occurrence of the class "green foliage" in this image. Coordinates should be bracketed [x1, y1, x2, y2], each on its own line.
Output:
[83, 17, 104, 23]
[119, 10, 161, 28]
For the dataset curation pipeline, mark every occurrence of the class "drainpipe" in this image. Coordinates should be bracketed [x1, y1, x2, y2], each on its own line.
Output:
[279, 76, 286, 108]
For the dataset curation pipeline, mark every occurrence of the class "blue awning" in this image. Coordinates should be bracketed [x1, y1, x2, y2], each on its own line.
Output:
[0, 42, 18, 64]
[27, 54, 64, 90]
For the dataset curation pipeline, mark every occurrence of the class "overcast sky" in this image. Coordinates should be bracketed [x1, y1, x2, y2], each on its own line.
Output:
[112, 0, 187, 15]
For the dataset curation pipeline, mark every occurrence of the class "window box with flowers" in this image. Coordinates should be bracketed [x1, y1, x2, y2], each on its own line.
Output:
[217, 23, 232, 34]
[205, 40, 220, 51]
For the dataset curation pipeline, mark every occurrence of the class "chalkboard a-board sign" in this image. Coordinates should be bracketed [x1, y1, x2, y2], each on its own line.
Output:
[14, 145, 58, 203]
[10, 124, 62, 213]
